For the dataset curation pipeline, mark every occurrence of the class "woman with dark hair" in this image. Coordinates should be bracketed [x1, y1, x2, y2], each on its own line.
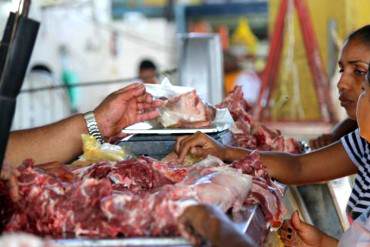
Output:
[176, 25, 370, 246]
[309, 25, 370, 149]
[277, 55, 370, 247]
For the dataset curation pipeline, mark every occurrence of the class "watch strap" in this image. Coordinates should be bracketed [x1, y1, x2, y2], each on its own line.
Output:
[83, 111, 104, 144]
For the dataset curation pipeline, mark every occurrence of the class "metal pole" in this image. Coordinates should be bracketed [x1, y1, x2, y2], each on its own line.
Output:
[0, 15, 40, 167]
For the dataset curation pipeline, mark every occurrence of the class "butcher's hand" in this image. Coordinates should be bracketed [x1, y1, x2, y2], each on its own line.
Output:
[94, 83, 162, 141]
[279, 211, 338, 247]
[1, 163, 20, 202]
[179, 204, 256, 247]
[309, 134, 334, 150]
[175, 132, 227, 163]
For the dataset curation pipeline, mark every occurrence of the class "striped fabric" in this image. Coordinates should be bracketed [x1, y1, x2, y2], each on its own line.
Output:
[341, 129, 370, 220]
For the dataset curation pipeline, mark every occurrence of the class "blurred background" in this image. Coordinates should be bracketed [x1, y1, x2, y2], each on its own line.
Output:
[0, 0, 369, 134]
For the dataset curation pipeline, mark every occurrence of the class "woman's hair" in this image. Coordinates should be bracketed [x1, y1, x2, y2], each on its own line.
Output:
[348, 25, 370, 46]
[351, 25, 370, 84]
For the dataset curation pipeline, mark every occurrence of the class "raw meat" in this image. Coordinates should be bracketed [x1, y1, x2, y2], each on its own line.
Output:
[159, 90, 215, 128]
[73, 157, 173, 193]
[216, 85, 252, 119]
[2, 156, 258, 237]
[231, 151, 286, 228]
[216, 86, 301, 153]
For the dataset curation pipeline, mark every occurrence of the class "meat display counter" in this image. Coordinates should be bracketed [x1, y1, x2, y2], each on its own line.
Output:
[55, 205, 268, 247]
[54, 130, 270, 247]
[117, 130, 233, 160]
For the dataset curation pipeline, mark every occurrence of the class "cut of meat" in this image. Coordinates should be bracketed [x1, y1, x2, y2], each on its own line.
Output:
[2, 152, 285, 237]
[246, 177, 285, 228]
[73, 157, 173, 193]
[217, 86, 301, 153]
[231, 151, 286, 228]
[186, 166, 252, 213]
[2, 156, 255, 237]
[216, 85, 252, 118]
[159, 90, 215, 128]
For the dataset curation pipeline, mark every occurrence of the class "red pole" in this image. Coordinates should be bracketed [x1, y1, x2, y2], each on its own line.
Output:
[294, 0, 337, 123]
[255, 0, 288, 120]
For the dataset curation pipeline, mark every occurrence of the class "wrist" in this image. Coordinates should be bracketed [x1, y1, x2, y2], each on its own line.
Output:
[319, 233, 338, 247]
[221, 146, 232, 161]
[83, 111, 105, 144]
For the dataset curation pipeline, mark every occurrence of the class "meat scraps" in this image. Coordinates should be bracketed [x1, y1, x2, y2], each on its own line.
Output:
[159, 90, 215, 128]
[216, 86, 301, 153]
[231, 152, 285, 228]
[2, 152, 284, 238]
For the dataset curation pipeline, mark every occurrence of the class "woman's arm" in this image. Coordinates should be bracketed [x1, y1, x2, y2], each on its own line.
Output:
[176, 132, 357, 185]
[309, 118, 358, 149]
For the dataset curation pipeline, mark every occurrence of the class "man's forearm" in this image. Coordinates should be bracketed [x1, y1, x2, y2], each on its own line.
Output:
[5, 114, 87, 167]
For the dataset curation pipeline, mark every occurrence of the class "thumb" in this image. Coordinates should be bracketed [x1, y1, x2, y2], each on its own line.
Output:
[291, 211, 306, 232]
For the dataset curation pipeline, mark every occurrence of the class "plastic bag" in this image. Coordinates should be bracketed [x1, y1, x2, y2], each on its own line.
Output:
[81, 134, 129, 162]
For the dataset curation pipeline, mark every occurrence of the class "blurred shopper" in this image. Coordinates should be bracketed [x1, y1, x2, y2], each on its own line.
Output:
[224, 51, 261, 106]
[12, 64, 70, 130]
[138, 59, 158, 84]
[309, 26, 370, 149]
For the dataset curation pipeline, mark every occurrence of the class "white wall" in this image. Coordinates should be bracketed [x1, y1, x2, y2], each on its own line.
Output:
[1, 0, 177, 128]
[30, 1, 176, 113]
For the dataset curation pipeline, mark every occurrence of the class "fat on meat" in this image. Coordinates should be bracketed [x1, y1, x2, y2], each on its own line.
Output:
[185, 166, 252, 213]
[231, 151, 286, 228]
[159, 90, 215, 128]
[0, 233, 56, 247]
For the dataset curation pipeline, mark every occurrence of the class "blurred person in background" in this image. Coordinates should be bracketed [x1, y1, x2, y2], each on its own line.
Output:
[138, 59, 158, 84]
[223, 51, 261, 106]
[12, 64, 71, 130]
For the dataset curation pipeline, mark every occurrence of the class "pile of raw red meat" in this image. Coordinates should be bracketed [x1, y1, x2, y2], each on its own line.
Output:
[1, 152, 284, 239]
[217, 86, 301, 153]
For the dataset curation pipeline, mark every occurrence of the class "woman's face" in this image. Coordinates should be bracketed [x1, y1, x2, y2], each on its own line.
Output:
[357, 77, 370, 142]
[338, 39, 370, 119]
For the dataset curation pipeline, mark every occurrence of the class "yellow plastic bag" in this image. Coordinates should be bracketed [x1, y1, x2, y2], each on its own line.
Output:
[81, 134, 126, 162]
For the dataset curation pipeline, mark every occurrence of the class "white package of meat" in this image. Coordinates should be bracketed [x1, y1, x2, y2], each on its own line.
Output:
[125, 78, 234, 133]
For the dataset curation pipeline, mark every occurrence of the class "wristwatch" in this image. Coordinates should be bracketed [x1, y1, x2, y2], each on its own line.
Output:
[83, 111, 104, 144]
